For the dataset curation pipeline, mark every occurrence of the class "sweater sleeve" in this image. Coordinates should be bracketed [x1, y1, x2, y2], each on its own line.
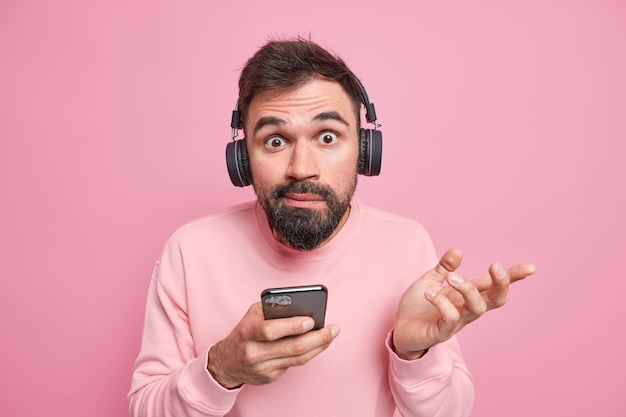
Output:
[128, 244, 241, 417]
[387, 333, 474, 417]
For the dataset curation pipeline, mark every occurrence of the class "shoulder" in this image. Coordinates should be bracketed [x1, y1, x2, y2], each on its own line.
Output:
[356, 199, 430, 236]
[351, 198, 439, 271]
[164, 200, 258, 249]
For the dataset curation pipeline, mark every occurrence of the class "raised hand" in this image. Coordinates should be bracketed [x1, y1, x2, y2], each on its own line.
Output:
[392, 248, 536, 360]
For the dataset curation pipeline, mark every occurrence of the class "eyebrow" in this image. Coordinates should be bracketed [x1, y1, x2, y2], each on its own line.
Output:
[313, 111, 350, 127]
[253, 116, 286, 135]
[252, 111, 350, 135]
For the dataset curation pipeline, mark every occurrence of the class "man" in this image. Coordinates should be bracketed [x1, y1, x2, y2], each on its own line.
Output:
[128, 38, 535, 417]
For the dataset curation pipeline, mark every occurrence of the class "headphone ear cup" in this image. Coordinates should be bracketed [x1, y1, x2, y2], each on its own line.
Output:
[226, 139, 253, 187]
[358, 128, 383, 176]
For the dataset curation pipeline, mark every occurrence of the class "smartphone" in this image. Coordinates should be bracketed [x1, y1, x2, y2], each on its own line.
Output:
[261, 285, 328, 330]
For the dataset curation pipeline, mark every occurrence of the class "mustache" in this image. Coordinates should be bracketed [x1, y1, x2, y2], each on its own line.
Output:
[272, 181, 334, 200]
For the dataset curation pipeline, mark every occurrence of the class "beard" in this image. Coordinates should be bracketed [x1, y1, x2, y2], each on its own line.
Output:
[256, 178, 357, 251]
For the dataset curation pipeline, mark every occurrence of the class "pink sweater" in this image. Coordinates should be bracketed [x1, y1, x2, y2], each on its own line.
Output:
[129, 198, 474, 416]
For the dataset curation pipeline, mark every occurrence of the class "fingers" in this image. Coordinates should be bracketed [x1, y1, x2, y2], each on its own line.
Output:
[508, 263, 537, 283]
[245, 302, 318, 342]
[247, 301, 341, 362]
[243, 325, 339, 384]
[426, 271, 488, 333]
[245, 324, 340, 384]
[485, 262, 510, 309]
[425, 260, 535, 333]
[256, 316, 318, 341]
[402, 253, 536, 354]
[431, 248, 464, 282]
[238, 302, 341, 360]
[424, 287, 462, 338]
[447, 272, 488, 317]
[271, 324, 340, 363]
[211, 303, 340, 387]
[471, 262, 537, 291]
[482, 262, 537, 309]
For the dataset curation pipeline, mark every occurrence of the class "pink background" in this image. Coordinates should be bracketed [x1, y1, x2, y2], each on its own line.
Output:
[1, 1, 624, 416]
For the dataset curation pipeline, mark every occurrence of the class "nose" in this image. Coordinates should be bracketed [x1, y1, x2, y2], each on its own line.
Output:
[286, 140, 320, 182]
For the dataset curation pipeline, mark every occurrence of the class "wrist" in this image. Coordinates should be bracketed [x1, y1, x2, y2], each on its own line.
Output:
[207, 343, 242, 390]
[391, 331, 430, 360]
[396, 347, 429, 361]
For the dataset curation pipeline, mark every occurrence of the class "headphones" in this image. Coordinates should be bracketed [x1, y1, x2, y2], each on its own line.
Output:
[226, 77, 382, 187]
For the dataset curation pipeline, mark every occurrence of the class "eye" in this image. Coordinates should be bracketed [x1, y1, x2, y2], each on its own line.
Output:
[317, 131, 338, 145]
[264, 136, 287, 149]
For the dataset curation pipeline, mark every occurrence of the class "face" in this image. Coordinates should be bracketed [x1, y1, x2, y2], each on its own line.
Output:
[245, 77, 360, 251]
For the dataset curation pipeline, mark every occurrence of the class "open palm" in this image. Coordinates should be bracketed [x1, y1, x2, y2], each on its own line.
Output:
[392, 248, 536, 360]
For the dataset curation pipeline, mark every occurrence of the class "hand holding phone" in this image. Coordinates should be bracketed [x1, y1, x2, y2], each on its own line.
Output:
[261, 285, 328, 330]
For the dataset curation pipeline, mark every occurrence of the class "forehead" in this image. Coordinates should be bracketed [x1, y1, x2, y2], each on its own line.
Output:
[245, 78, 357, 127]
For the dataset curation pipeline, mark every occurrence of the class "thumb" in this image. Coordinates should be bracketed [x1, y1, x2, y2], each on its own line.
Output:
[429, 248, 463, 284]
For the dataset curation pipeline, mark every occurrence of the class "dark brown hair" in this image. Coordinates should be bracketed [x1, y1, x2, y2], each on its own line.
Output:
[237, 37, 363, 129]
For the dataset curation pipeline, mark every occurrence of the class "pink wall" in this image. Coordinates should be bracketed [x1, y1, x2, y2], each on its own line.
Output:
[1, 1, 624, 416]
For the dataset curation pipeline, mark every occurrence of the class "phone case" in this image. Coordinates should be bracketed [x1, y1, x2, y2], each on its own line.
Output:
[261, 285, 328, 330]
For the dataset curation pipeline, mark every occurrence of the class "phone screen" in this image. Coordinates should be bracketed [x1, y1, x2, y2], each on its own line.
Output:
[261, 285, 328, 330]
